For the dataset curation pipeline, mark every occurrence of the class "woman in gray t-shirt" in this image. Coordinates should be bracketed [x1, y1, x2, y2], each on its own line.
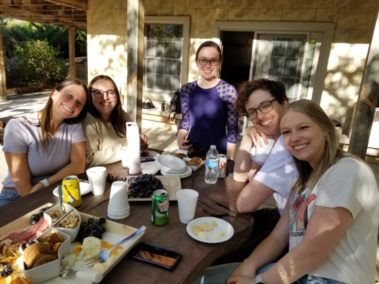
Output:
[1, 79, 89, 207]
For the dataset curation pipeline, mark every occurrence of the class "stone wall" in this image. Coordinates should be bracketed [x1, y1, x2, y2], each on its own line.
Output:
[87, 0, 379, 134]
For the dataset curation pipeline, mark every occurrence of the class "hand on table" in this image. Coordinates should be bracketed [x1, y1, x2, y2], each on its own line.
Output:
[30, 182, 45, 194]
[227, 275, 255, 284]
[245, 126, 269, 147]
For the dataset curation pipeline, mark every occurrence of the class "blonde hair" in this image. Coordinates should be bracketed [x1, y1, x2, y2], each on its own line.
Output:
[281, 100, 346, 194]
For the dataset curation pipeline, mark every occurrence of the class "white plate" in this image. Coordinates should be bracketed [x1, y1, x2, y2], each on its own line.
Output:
[155, 155, 186, 174]
[186, 217, 234, 244]
[53, 182, 92, 197]
[161, 166, 192, 179]
[141, 150, 160, 160]
[141, 161, 160, 175]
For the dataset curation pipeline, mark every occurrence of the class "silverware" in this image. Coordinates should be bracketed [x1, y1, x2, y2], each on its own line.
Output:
[58, 185, 63, 216]
[85, 226, 146, 266]
[51, 209, 74, 227]
[63, 184, 75, 206]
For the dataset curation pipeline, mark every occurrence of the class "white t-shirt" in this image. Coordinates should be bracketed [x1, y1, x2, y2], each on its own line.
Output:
[289, 157, 379, 284]
[2, 113, 85, 187]
[253, 136, 298, 215]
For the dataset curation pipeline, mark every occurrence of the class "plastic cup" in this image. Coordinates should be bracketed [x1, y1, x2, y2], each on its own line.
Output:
[119, 147, 128, 168]
[251, 138, 276, 164]
[86, 166, 107, 196]
[108, 181, 129, 212]
[176, 189, 199, 224]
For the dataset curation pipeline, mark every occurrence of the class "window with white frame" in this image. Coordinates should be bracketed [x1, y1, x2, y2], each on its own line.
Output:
[144, 17, 189, 100]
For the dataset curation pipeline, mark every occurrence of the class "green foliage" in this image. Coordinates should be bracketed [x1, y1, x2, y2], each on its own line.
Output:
[8, 39, 68, 87]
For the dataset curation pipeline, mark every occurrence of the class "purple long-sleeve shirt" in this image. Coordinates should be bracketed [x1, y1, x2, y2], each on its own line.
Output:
[179, 79, 238, 155]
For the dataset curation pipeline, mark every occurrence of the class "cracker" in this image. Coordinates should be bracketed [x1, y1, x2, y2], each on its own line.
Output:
[200, 222, 213, 232]
[211, 220, 218, 228]
[193, 226, 202, 235]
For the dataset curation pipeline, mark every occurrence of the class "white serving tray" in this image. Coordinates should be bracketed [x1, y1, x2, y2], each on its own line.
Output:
[0, 203, 145, 284]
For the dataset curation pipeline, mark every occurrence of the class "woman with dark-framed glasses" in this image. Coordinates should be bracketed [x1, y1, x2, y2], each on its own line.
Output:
[83, 75, 148, 167]
[177, 41, 238, 159]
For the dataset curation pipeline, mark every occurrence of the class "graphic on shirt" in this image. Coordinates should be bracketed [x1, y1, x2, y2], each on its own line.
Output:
[289, 193, 316, 236]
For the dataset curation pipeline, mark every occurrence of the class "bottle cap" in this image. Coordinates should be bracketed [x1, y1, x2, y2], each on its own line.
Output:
[211, 145, 216, 149]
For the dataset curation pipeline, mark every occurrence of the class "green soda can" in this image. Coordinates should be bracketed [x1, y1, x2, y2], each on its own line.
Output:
[151, 189, 169, 225]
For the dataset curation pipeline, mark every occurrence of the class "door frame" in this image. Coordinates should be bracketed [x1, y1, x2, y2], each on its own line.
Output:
[213, 22, 334, 103]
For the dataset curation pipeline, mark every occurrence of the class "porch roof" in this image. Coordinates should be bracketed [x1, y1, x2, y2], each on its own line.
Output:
[0, 0, 87, 31]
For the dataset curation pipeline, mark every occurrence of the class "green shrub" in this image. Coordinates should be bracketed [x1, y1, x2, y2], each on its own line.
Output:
[8, 39, 68, 87]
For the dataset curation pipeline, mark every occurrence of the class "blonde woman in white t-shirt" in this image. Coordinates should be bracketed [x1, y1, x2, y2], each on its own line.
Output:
[195, 100, 378, 284]
[83, 75, 148, 167]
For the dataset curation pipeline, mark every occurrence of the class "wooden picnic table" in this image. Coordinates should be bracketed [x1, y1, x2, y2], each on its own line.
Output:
[0, 159, 254, 284]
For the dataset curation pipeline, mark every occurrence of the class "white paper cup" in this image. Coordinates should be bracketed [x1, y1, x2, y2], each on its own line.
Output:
[119, 147, 128, 168]
[251, 138, 276, 164]
[86, 166, 107, 196]
[108, 181, 129, 212]
[176, 189, 199, 224]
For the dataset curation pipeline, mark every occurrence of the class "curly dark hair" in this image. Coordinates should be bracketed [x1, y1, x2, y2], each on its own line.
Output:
[235, 78, 288, 115]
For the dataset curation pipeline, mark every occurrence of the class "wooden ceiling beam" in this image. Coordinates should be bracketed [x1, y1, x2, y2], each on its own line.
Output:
[0, 0, 50, 5]
[45, 0, 87, 10]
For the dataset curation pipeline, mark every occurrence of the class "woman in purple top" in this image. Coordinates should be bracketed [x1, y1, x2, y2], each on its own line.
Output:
[177, 41, 238, 159]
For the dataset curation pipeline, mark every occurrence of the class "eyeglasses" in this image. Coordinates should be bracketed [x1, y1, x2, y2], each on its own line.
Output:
[92, 89, 117, 98]
[197, 59, 219, 66]
[246, 99, 277, 120]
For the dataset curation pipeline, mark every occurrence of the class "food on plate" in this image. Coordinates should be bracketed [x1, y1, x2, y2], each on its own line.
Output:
[0, 218, 49, 249]
[78, 237, 102, 261]
[173, 153, 186, 159]
[211, 220, 218, 228]
[193, 226, 202, 235]
[128, 174, 164, 198]
[0, 275, 31, 284]
[187, 157, 203, 167]
[93, 255, 116, 274]
[47, 210, 79, 229]
[23, 242, 58, 270]
[197, 232, 207, 240]
[0, 243, 23, 280]
[60, 254, 76, 271]
[212, 231, 226, 240]
[76, 215, 107, 243]
[200, 222, 213, 232]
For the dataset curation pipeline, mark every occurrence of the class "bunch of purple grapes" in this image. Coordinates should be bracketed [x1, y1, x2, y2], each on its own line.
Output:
[129, 174, 163, 198]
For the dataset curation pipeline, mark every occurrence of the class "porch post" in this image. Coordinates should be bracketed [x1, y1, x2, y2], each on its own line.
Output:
[0, 26, 7, 102]
[127, 0, 144, 128]
[348, 12, 379, 159]
[68, 26, 76, 79]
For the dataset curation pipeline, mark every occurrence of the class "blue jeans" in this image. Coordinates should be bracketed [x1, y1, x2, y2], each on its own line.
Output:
[193, 263, 345, 284]
[0, 189, 21, 207]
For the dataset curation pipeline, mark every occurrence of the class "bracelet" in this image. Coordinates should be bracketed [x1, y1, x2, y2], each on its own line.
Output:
[39, 178, 49, 188]
[255, 274, 265, 284]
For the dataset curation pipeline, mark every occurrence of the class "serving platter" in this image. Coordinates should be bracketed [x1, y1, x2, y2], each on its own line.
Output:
[126, 175, 182, 201]
[0, 203, 145, 284]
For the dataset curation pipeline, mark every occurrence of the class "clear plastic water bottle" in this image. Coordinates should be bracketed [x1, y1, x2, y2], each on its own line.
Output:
[205, 145, 220, 184]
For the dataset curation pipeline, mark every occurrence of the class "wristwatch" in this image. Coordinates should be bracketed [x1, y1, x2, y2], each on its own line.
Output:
[39, 178, 50, 188]
[255, 274, 266, 284]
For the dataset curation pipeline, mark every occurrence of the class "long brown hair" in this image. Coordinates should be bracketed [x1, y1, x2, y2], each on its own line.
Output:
[280, 100, 346, 194]
[39, 79, 89, 149]
[88, 75, 126, 138]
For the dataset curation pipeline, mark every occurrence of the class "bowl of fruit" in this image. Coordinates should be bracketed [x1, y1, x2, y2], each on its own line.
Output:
[43, 204, 81, 242]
